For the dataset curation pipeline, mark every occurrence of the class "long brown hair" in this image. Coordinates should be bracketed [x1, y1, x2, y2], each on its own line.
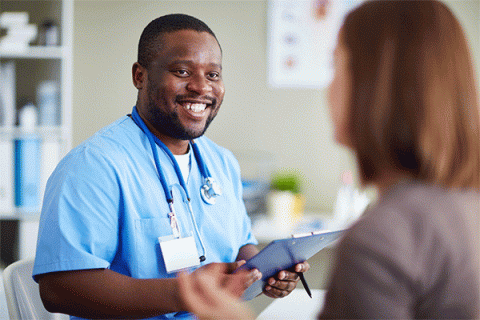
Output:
[342, 0, 479, 189]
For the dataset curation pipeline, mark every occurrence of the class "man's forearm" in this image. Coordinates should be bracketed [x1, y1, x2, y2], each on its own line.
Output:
[39, 268, 184, 319]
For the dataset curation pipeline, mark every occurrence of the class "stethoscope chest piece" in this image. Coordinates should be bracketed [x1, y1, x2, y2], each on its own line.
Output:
[201, 177, 222, 205]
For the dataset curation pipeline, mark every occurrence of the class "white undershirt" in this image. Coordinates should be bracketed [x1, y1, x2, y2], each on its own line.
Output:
[173, 147, 191, 183]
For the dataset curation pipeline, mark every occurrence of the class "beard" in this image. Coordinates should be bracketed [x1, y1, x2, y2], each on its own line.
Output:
[145, 83, 219, 141]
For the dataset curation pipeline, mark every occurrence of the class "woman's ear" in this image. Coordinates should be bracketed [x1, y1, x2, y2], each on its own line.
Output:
[132, 62, 147, 89]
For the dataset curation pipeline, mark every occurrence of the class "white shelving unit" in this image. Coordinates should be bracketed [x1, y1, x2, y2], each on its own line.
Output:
[0, 0, 73, 263]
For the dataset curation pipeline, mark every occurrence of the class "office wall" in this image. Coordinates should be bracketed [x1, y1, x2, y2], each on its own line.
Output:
[73, 0, 480, 212]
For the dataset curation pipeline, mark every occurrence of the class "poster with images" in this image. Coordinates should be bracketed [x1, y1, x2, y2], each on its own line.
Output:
[268, 0, 363, 88]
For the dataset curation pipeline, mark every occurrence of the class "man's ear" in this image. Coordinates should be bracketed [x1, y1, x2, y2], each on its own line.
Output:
[132, 62, 147, 89]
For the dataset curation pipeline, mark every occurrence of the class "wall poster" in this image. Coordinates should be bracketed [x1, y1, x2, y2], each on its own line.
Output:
[268, 0, 363, 88]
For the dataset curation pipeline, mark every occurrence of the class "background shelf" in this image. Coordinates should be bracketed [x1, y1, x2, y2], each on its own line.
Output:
[0, 0, 73, 266]
[0, 46, 65, 59]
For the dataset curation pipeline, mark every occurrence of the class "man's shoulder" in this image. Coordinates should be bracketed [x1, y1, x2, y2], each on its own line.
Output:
[63, 116, 144, 166]
[196, 136, 237, 163]
[46, 115, 153, 194]
[78, 116, 140, 150]
[196, 136, 234, 156]
[88, 115, 138, 143]
[195, 136, 241, 177]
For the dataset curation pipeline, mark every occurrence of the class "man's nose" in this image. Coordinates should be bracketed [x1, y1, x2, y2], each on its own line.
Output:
[186, 74, 212, 95]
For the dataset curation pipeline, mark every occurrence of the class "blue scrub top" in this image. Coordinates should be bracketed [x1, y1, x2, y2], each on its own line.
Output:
[33, 114, 257, 319]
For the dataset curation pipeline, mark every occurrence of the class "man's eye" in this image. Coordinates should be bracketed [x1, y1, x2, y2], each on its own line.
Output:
[175, 70, 189, 76]
[208, 72, 220, 79]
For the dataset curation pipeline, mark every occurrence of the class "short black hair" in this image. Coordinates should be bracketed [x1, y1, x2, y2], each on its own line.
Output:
[137, 13, 220, 69]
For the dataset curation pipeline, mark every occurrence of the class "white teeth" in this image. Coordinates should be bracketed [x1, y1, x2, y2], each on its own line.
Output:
[184, 103, 207, 112]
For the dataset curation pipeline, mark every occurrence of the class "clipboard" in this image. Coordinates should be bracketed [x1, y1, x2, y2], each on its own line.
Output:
[237, 229, 345, 300]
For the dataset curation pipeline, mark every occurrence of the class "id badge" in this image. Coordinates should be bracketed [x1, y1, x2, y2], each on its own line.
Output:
[159, 236, 200, 273]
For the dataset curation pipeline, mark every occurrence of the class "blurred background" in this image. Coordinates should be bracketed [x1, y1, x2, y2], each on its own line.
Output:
[72, 0, 479, 212]
[0, 0, 478, 317]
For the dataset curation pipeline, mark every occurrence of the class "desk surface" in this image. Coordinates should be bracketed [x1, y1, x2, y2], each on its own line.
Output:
[251, 212, 349, 243]
[256, 289, 326, 320]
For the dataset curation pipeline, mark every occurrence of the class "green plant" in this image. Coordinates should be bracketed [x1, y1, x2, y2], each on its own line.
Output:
[270, 170, 301, 194]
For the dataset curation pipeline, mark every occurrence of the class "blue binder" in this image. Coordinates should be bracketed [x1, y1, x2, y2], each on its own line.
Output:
[238, 229, 345, 300]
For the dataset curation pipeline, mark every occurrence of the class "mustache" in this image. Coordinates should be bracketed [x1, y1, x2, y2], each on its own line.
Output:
[176, 94, 216, 105]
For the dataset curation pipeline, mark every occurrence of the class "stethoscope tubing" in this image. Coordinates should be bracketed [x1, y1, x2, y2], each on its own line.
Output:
[191, 140, 211, 181]
[131, 107, 190, 201]
[130, 106, 208, 260]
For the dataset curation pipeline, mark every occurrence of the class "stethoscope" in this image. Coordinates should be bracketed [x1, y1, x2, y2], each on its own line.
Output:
[130, 107, 222, 262]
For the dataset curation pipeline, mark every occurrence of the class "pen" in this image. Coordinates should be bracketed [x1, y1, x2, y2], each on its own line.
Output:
[297, 272, 312, 298]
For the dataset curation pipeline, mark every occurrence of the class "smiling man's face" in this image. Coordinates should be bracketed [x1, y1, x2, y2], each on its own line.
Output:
[139, 29, 225, 142]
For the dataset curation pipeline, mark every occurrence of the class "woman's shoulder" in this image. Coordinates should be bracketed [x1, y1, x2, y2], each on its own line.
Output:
[342, 181, 479, 263]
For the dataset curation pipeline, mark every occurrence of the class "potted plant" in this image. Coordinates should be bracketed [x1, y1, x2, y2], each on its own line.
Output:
[267, 169, 305, 231]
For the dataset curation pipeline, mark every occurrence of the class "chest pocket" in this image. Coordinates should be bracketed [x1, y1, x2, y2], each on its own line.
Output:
[133, 184, 196, 278]
[133, 217, 171, 278]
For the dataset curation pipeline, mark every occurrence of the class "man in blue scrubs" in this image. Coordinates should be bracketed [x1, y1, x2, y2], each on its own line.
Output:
[33, 14, 309, 319]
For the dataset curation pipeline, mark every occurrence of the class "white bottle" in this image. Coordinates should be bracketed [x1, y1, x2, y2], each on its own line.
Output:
[333, 170, 355, 228]
[37, 80, 60, 126]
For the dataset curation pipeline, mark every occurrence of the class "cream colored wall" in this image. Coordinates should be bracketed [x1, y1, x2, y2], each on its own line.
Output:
[73, 0, 480, 212]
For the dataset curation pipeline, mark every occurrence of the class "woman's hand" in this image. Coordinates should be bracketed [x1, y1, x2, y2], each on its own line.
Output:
[178, 263, 259, 320]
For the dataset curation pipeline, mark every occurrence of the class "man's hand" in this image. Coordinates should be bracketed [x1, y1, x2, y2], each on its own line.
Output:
[263, 261, 310, 298]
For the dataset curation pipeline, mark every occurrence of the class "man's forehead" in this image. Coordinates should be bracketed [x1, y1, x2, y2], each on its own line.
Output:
[156, 30, 220, 50]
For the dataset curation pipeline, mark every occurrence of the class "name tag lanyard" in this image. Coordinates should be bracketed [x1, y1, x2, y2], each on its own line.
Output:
[131, 106, 210, 262]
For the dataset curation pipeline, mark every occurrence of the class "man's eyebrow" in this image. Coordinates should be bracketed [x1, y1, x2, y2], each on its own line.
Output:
[169, 60, 222, 70]
[170, 60, 192, 65]
[211, 63, 222, 70]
